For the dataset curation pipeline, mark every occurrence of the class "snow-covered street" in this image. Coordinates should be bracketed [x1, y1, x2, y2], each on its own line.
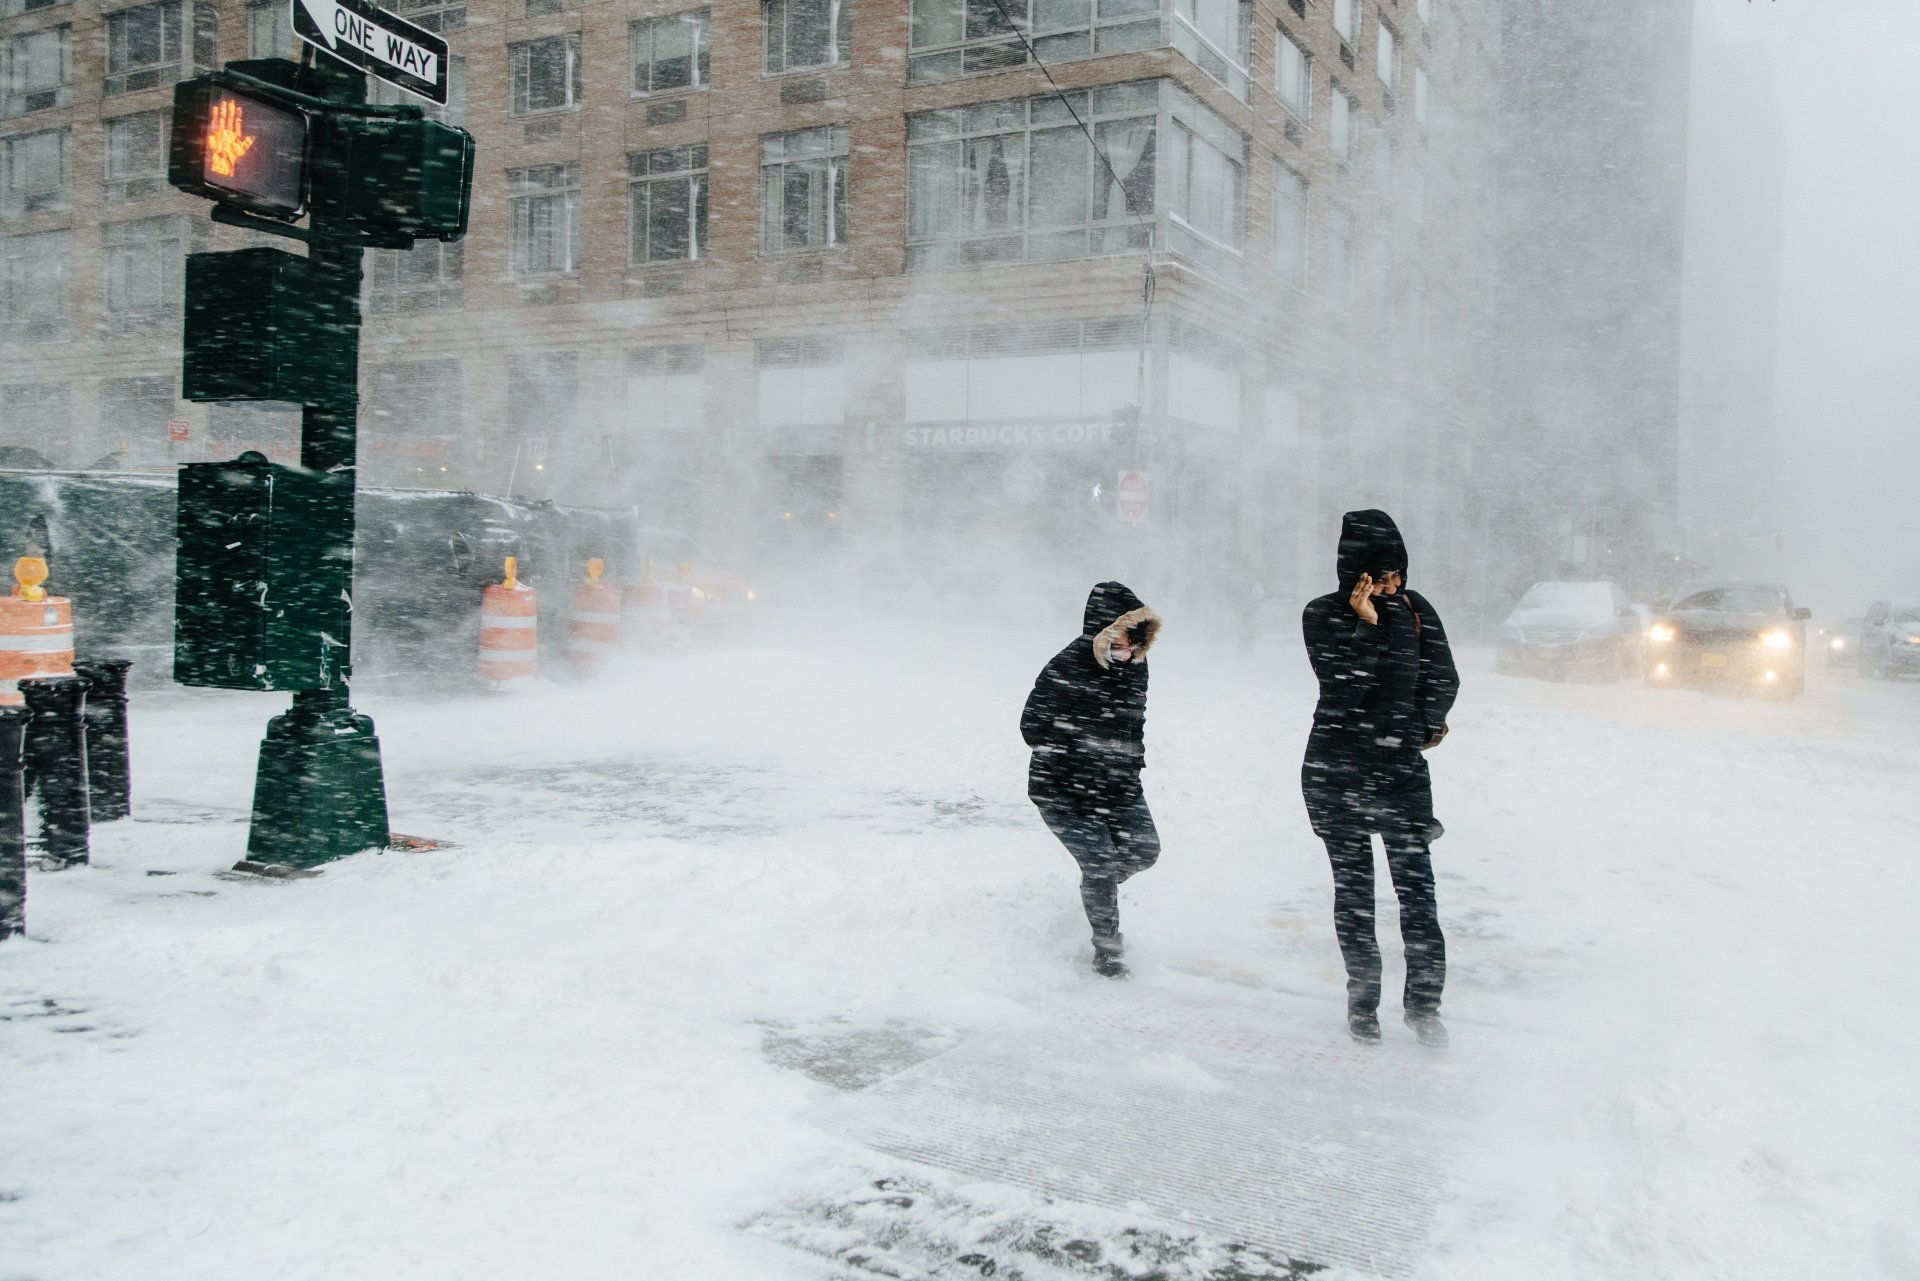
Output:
[5, 627, 1918, 1280]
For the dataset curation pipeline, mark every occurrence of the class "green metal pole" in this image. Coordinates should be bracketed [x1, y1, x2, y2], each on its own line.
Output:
[243, 63, 390, 868]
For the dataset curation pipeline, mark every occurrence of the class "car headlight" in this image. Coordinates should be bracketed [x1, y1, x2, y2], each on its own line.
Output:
[1760, 628, 1793, 650]
[1830, 637, 1847, 650]
[1648, 623, 1676, 643]
[1907, 634, 1920, 645]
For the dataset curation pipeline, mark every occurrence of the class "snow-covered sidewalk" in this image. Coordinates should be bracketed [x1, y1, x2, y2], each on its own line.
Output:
[4, 631, 1917, 1279]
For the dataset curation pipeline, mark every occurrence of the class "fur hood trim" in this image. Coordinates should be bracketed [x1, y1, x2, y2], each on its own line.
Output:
[1093, 606, 1162, 669]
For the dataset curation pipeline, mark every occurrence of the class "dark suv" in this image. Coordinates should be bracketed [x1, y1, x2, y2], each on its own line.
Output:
[1858, 600, 1920, 679]
[1644, 581, 1811, 696]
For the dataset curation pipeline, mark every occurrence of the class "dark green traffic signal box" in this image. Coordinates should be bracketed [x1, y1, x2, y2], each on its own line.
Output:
[181, 247, 355, 406]
[175, 453, 354, 692]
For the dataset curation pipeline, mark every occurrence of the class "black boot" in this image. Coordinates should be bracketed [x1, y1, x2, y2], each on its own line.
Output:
[1091, 933, 1127, 978]
[1404, 1011, 1449, 1048]
[1348, 1009, 1382, 1043]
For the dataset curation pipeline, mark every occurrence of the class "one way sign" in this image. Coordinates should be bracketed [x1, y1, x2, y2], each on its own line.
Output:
[292, 0, 449, 105]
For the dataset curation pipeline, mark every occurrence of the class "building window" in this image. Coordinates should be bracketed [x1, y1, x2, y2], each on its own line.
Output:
[105, 2, 217, 97]
[1166, 88, 1243, 276]
[3, 24, 72, 117]
[103, 215, 184, 319]
[246, 0, 291, 57]
[509, 33, 581, 116]
[101, 375, 175, 462]
[1371, 129, 1393, 208]
[907, 0, 1160, 86]
[1330, 86, 1353, 161]
[370, 53, 465, 123]
[760, 125, 848, 254]
[1414, 66, 1429, 125]
[366, 240, 463, 312]
[763, 0, 848, 74]
[389, 0, 465, 34]
[2, 0, 75, 16]
[366, 360, 464, 477]
[0, 228, 68, 338]
[508, 164, 580, 276]
[631, 10, 709, 96]
[906, 82, 1154, 271]
[1, 127, 68, 218]
[1416, 0, 1431, 22]
[1324, 207, 1353, 313]
[629, 144, 707, 265]
[1375, 19, 1397, 89]
[1173, 0, 1249, 100]
[1331, 0, 1356, 47]
[507, 352, 578, 448]
[0, 382, 69, 464]
[1271, 161, 1305, 287]
[104, 110, 170, 201]
[1275, 27, 1309, 121]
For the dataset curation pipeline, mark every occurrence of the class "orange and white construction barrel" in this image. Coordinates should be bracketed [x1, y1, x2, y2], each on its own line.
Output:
[2, 556, 74, 708]
[478, 557, 539, 687]
[567, 558, 622, 677]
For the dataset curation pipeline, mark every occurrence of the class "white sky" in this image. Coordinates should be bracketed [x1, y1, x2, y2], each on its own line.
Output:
[1692, 0, 1920, 609]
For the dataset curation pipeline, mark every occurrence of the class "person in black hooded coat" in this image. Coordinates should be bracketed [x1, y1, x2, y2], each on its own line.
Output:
[1301, 510, 1459, 1045]
[1021, 582, 1163, 977]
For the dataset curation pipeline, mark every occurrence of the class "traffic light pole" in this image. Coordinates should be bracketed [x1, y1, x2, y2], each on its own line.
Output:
[243, 65, 390, 868]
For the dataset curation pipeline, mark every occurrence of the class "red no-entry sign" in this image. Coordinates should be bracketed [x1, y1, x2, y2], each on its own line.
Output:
[1117, 470, 1149, 523]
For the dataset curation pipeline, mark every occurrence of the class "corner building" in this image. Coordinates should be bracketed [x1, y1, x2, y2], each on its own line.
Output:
[1, 0, 1516, 613]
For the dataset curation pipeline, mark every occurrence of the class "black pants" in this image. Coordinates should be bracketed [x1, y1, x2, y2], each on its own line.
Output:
[1322, 827, 1446, 1016]
[1036, 795, 1161, 939]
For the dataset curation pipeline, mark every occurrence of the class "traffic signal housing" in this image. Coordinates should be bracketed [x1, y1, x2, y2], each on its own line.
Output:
[168, 73, 311, 220]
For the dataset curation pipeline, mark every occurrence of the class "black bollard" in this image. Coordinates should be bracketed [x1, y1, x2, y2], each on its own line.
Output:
[74, 660, 133, 822]
[0, 705, 27, 938]
[20, 675, 91, 867]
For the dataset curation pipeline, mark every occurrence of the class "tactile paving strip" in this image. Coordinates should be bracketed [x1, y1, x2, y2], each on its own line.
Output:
[823, 985, 1523, 1278]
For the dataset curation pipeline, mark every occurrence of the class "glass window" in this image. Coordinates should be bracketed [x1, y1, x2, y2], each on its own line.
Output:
[905, 85, 1155, 271]
[1331, 0, 1355, 45]
[105, 111, 170, 204]
[1414, 66, 1429, 124]
[0, 228, 68, 338]
[632, 10, 709, 95]
[509, 33, 581, 115]
[105, 2, 215, 96]
[1330, 86, 1352, 161]
[508, 164, 580, 275]
[760, 125, 848, 254]
[1375, 19, 1397, 88]
[1166, 91, 1243, 275]
[764, 0, 849, 74]
[1271, 161, 1305, 287]
[102, 215, 183, 318]
[1275, 27, 1309, 120]
[3, 24, 72, 117]
[1324, 207, 1352, 313]
[629, 144, 707, 264]
[246, 0, 291, 58]
[1, 127, 68, 218]
[389, 0, 465, 33]
[906, 0, 1158, 85]
[366, 240, 464, 312]
[1174, 0, 1248, 99]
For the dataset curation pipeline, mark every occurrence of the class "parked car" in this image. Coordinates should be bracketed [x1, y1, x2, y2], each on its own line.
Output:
[1496, 580, 1644, 680]
[1644, 581, 1810, 695]
[1815, 615, 1865, 667]
[1857, 600, 1920, 679]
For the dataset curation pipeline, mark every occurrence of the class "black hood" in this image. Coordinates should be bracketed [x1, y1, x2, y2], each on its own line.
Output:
[1337, 509, 1409, 590]
[1080, 581, 1162, 668]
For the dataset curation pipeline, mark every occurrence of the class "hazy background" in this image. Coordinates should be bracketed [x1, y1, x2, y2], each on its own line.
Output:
[1687, 0, 1920, 616]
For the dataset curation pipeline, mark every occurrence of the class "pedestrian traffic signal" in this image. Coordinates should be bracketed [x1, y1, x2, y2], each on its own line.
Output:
[169, 74, 311, 220]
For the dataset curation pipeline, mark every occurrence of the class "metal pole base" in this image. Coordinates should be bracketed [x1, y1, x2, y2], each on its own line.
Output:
[245, 690, 390, 869]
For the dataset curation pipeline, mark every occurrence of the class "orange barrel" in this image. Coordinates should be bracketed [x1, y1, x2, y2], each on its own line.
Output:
[2, 556, 73, 708]
[567, 558, 622, 676]
[478, 557, 539, 686]
[622, 559, 671, 649]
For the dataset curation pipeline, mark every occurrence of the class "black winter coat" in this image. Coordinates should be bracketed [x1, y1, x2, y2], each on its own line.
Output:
[1301, 511, 1459, 839]
[1021, 582, 1163, 813]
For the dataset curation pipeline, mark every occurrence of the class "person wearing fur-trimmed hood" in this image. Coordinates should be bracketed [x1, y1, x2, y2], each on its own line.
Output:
[1020, 581, 1164, 978]
[1301, 510, 1459, 1047]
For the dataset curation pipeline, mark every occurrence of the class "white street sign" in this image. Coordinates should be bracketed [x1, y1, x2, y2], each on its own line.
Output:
[291, 0, 449, 105]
